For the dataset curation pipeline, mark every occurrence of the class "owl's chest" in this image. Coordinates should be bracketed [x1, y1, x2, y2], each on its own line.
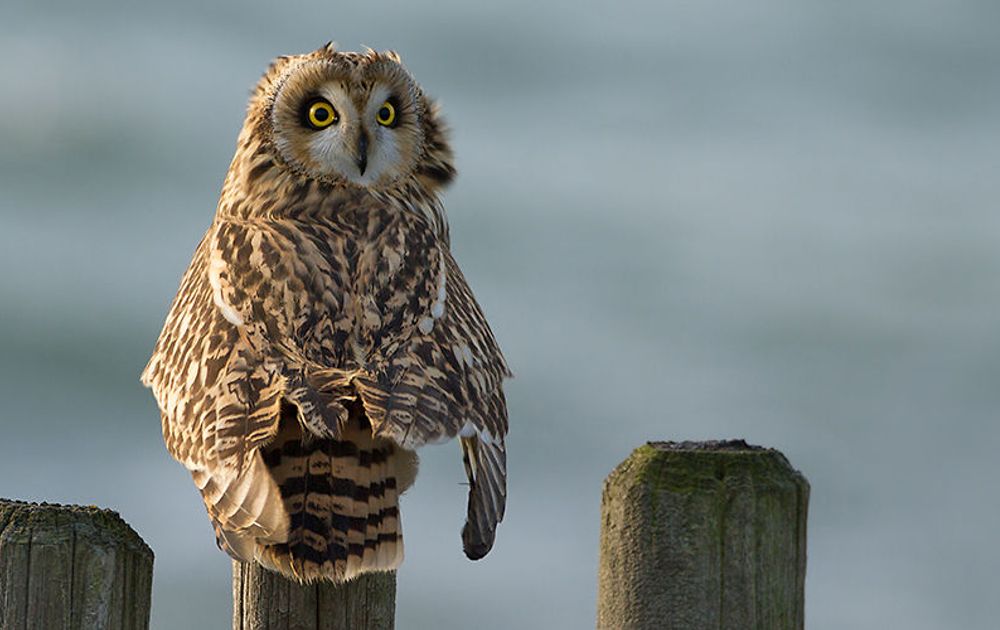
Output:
[237, 210, 443, 369]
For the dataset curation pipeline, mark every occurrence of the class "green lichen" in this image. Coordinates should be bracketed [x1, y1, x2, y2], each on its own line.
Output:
[599, 442, 809, 628]
[0, 499, 153, 560]
[607, 441, 803, 496]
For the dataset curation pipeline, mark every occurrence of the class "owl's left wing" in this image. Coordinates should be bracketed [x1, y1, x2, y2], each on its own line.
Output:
[354, 250, 511, 559]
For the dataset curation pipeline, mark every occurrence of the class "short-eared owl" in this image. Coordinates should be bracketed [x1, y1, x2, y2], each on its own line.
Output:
[141, 43, 510, 582]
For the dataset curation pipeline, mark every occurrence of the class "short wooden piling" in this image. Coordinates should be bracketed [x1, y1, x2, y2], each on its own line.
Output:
[597, 440, 809, 629]
[0, 499, 154, 630]
[232, 561, 396, 630]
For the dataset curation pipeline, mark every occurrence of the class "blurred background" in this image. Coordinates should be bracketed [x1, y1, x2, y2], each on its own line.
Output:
[2, 1, 998, 628]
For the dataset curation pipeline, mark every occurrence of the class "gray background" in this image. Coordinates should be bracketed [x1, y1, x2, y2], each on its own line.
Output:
[2, 1, 998, 628]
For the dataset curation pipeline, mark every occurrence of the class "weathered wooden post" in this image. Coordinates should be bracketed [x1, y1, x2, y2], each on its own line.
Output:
[597, 440, 809, 629]
[233, 561, 395, 630]
[0, 499, 154, 630]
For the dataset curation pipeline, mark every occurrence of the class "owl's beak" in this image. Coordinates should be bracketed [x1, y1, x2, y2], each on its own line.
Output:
[356, 132, 369, 176]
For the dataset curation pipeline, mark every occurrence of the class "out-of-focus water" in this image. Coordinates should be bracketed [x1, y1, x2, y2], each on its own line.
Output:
[2, 1, 998, 628]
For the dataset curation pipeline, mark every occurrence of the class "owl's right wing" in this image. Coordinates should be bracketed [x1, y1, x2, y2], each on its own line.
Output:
[141, 233, 291, 548]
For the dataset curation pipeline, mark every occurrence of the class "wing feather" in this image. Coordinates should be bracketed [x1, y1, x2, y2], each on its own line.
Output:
[354, 249, 510, 557]
[144, 203, 510, 562]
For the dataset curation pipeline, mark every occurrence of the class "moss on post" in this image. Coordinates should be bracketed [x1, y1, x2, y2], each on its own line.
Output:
[233, 560, 395, 630]
[597, 441, 809, 630]
[0, 499, 154, 630]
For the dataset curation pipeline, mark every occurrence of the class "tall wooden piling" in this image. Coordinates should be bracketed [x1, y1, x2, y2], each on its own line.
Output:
[232, 561, 395, 630]
[0, 499, 154, 630]
[597, 441, 809, 629]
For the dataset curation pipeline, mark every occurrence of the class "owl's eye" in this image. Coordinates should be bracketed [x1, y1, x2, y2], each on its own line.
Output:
[376, 101, 397, 127]
[304, 99, 338, 130]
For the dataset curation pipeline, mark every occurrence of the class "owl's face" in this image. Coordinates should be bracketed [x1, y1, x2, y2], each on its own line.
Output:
[260, 47, 434, 189]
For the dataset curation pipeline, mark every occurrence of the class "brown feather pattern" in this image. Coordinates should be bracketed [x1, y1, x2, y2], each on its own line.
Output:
[141, 45, 509, 582]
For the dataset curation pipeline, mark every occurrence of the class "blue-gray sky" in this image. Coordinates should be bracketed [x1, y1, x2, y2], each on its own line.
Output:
[1, 1, 998, 628]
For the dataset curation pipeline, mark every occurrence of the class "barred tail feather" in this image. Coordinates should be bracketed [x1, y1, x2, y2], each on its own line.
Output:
[249, 403, 414, 583]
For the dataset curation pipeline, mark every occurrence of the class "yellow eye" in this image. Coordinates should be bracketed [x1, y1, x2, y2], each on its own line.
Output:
[305, 99, 337, 129]
[376, 101, 396, 127]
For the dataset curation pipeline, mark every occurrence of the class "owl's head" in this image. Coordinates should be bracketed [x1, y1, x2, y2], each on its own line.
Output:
[244, 44, 455, 191]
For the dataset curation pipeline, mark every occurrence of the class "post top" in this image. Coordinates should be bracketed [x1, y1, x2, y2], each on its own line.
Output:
[0, 498, 153, 559]
[646, 439, 765, 452]
[604, 440, 808, 495]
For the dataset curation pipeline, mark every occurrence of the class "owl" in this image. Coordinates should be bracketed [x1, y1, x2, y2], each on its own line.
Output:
[141, 43, 510, 583]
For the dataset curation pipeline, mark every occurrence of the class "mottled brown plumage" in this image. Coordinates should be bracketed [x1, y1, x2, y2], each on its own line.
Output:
[141, 44, 510, 582]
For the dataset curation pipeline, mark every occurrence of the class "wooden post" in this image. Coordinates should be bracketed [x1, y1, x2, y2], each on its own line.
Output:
[0, 499, 154, 630]
[597, 441, 809, 630]
[233, 561, 395, 630]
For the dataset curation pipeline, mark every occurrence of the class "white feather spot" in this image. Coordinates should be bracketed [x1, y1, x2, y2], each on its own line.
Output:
[459, 421, 495, 446]
[430, 252, 447, 319]
[418, 317, 434, 334]
[214, 294, 244, 326]
[452, 344, 466, 366]
[461, 344, 474, 366]
[208, 256, 244, 326]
